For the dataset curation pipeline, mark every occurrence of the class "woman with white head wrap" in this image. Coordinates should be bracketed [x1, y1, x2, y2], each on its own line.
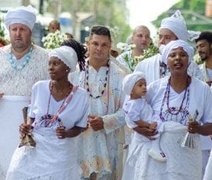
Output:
[128, 40, 212, 180]
[6, 41, 89, 180]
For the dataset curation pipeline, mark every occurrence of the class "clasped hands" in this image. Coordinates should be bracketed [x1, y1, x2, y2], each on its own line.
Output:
[19, 123, 74, 139]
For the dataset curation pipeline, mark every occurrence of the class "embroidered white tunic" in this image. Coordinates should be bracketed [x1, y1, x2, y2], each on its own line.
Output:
[70, 60, 126, 179]
[124, 76, 212, 180]
[0, 45, 49, 96]
[6, 80, 89, 180]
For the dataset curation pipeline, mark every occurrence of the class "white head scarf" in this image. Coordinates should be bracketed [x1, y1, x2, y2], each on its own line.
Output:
[5, 5, 36, 31]
[122, 72, 146, 95]
[161, 40, 194, 65]
[160, 10, 189, 41]
[49, 46, 78, 72]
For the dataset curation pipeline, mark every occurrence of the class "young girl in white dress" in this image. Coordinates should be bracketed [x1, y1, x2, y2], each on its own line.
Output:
[122, 72, 166, 177]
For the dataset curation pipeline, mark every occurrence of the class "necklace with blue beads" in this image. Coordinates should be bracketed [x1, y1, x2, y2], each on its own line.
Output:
[7, 46, 33, 70]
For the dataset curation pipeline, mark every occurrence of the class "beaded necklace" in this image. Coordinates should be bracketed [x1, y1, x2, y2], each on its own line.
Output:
[7, 46, 33, 71]
[85, 61, 110, 99]
[159, 77, 190, 123]
[40, 81, 78, 127]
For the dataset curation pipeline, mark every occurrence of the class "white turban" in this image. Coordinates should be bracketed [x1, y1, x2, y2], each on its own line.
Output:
[5, 5, 36, 31]
[49, 46, 78, 72]
[160, 10, 189, 41]
[122, 72, 146, 95]
[161, 40, 194, 65]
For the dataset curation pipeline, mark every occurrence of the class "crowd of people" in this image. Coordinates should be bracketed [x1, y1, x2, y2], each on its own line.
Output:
[0, 4, 212, 180]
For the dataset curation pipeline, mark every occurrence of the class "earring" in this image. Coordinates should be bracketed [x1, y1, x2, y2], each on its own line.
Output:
[66, 69, 69, 72]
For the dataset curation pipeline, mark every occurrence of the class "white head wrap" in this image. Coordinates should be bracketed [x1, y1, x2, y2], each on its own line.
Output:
[161, 40, 194, 65]
[160, 10, 189, 41]
[122, 72, 146, 95]
[49, 46, 78, 72]
[5, 5, 36, 31]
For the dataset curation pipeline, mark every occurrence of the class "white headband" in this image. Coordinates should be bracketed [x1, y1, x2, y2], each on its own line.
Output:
[49, 46, 78, 72]
[122, 72, 146, 95]
[161, 40, 194, 65]
[5, 5, 36, 31]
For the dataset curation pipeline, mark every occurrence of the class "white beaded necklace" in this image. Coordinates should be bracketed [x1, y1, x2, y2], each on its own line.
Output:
[7, 46, 33, 70]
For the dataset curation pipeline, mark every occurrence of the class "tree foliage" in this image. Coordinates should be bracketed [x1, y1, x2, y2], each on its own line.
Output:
[58, 0, 131, 43]
[153, 0, 212, 32]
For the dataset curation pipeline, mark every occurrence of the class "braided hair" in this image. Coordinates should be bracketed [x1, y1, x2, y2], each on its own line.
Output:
[61, 39, 86, 71]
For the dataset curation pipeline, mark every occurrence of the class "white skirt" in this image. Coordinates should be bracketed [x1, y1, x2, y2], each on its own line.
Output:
[0, 96, 30, 179]
[122, 121, 202, 180]
[6, 128, 81, 180]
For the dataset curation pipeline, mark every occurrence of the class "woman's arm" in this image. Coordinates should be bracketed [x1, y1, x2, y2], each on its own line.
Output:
[56, 126, 85, 139]
[188, 121, 212, 136]
[133, 125, 157, 137]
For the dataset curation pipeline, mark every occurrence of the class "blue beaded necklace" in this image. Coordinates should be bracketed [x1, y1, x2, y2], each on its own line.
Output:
[159, 77, 190, 124]
[7, 46, 33, 70]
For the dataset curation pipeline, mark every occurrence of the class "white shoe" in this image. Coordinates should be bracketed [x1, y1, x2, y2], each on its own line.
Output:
[148, 149, 167, 162]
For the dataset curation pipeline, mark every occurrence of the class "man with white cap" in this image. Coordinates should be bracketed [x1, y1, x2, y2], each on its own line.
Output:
[134, 10, 203, 84]
[0, 5, 49, 179]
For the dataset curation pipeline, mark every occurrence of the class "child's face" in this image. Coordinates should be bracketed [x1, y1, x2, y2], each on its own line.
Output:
[131, 79, 147, 99]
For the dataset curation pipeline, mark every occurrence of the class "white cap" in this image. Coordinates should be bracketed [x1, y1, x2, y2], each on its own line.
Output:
[49, 46, 78, 72]
[122, 72, 146, 95]
[5, 5, 36, 31]
[161, 40, 194, 65]
[160, 10, 189, 41]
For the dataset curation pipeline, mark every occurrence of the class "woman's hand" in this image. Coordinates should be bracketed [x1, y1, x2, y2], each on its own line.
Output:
[56, 126, 84, 139]
[188, 122, 212, 136]
[19, 123, 32, 137]
[188, 121, 200, 134]
[133, 125, 157, 138]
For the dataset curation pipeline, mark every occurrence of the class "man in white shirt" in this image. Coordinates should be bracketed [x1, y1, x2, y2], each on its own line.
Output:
[134, 10, 203, 84]
[116, 25, 151, 73]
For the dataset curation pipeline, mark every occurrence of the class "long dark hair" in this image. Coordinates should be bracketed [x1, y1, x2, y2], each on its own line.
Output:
[61, 39, 86, 71]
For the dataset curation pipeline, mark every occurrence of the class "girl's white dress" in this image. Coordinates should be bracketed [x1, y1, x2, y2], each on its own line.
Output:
[6, 80, 89, 180]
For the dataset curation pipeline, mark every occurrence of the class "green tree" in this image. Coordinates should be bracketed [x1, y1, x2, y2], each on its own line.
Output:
[153, 0, 212, 32]
[58, 0, 131, 43]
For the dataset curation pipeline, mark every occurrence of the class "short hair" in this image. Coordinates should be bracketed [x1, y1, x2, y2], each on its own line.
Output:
[89, 25, 111, 41]
[132, 25, 150, 36]
[195, 31, 212, 44]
